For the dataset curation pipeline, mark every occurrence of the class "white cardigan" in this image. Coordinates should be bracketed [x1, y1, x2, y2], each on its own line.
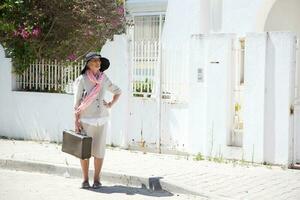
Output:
[73, 71, 122, 126]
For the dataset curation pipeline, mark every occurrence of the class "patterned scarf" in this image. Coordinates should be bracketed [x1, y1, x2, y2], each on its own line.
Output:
[75, 69, 104, 115]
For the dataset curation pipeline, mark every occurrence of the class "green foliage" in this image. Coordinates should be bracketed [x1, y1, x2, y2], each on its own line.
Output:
[133, 78, 153, 97]
[193, 152, 204, 161]
[0, 0, 130, 75]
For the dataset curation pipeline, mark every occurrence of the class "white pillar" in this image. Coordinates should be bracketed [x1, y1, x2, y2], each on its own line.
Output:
[244, 32, 296, 165]
[266, 32, 296, 165]
[187, 34, 208, 154]
[205, 33, 235, 157]
[244, 33, 268, 163]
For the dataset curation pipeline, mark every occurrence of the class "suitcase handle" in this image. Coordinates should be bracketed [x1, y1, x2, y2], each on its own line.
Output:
[70, 128, 87, 136]
[76, 130, 87, 136]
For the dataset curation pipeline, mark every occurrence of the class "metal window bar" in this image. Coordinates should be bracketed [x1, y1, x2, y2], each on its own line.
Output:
[131, 40, 158, 97]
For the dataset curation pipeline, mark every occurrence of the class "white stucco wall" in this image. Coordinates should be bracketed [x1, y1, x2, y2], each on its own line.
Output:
[0, 36, 129, 146]
[0, 48, 75, 142]
[222, 0, 263, 34]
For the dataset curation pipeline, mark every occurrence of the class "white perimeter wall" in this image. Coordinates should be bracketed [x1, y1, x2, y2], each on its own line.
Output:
[0, 34, 129, 147]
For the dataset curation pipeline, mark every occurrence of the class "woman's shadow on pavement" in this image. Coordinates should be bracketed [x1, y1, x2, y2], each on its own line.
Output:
[85, 184, 174, 197]
[82, 177, 174, 197]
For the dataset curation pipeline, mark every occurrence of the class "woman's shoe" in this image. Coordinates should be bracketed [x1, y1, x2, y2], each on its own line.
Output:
[92, 180, 102, 189]
[81, 180, 91, 189]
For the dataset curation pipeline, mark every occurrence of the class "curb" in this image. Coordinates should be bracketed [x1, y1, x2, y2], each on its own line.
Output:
[0, 158, 231, 200]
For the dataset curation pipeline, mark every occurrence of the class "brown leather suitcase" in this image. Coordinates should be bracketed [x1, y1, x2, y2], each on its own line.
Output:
[62, 129, 92, 159]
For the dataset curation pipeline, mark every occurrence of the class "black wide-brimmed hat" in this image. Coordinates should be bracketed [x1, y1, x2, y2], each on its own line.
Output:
[80, 52, 110, 74]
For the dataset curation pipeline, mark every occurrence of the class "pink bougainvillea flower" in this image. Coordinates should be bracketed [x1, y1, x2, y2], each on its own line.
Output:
[20, 29, 30, 39]
[67, 53, 76, 61]
[32, 26, 41, 37]
[116, 6, 124, 15]
[111, 19, 121, 28]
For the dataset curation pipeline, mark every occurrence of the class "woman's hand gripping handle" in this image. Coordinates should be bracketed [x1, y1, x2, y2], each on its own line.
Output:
[74, 113, 83, 134]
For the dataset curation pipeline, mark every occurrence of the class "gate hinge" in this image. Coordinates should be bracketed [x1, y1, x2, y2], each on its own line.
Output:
[290, 104, 294, 115]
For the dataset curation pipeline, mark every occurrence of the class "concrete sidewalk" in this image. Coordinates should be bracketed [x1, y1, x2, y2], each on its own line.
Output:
[0, 139, 300, 200]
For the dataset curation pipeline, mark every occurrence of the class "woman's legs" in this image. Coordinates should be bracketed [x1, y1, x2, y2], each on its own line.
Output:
[93, 157, 104, 182]
[80, 158, 89, 181]
[93, 123, 107, 182]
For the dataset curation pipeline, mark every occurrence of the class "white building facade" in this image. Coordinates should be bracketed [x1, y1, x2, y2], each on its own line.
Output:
[116, 0, 300, 167]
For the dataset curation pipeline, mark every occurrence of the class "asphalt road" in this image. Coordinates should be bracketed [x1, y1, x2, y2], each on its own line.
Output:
[0, 169, 207, 200]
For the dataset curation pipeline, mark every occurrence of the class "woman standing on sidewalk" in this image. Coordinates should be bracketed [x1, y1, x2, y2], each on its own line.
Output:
[73, 52, 122, 189]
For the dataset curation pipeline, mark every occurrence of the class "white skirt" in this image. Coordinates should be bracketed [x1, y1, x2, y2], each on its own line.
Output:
[80, 117, 108, 159]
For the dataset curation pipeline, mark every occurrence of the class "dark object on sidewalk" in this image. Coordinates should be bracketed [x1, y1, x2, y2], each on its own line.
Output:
[149, 177, 163, 191]
[62, 129, 92, 159]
